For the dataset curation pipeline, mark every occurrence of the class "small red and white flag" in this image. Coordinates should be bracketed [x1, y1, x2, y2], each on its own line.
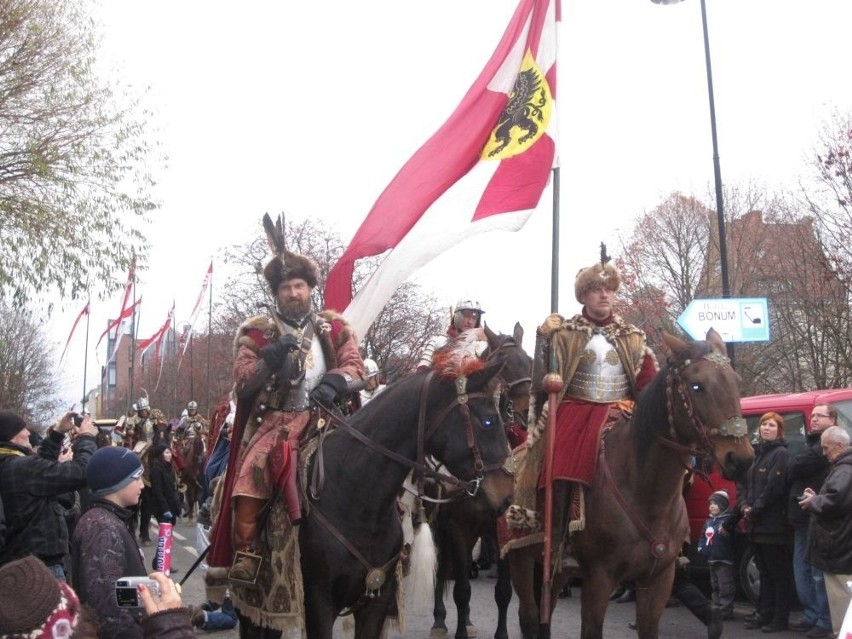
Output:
[178, 260, 212, 369]
[137, 302, 174, 360]
[325, 0, 559, 339]
[59, 300, 90, 365]
[96, 257, 137, 349]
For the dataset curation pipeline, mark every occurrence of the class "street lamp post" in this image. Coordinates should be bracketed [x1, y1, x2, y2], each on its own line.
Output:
[652, 0, 734, 364]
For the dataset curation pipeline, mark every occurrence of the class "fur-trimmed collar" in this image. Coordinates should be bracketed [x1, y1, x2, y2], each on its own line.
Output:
[562, 313, 646, 341]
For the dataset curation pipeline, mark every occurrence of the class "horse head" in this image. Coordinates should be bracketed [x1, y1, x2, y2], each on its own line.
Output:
[429, 337, 515, 515]
[482, 322, 532, 427]
[660, 328, 754, 480]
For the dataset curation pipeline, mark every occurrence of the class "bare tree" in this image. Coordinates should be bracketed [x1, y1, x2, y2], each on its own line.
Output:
[0, 302, 61, 426]
[0, 0, 159, 306]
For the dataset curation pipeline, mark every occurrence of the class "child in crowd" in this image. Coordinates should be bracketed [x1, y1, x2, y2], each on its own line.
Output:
[697, 489, 737, 620]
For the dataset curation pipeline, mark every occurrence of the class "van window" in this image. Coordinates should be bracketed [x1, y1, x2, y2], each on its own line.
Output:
[744, 412, 807, 456]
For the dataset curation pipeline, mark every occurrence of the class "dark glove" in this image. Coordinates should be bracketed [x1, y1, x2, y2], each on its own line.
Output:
[161, 511, 173, 522]
[259, 334, 299, 370]
[310, 373, 350, 407]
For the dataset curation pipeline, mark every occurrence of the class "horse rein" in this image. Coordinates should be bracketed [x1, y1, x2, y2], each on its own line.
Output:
[598, 348, 747, 576]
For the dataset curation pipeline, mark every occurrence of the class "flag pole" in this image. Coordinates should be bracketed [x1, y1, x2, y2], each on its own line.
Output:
[81, 299, 91, 411]
[206, 263, 212, 417]
[550, 167, 560, 313]
[129, 274, 138, 413]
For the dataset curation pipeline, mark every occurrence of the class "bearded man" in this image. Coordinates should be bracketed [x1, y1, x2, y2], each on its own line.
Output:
[208, 215, 364, 635]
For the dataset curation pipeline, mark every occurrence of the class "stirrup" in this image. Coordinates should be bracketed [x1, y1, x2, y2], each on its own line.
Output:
[229, 550, 263, 585]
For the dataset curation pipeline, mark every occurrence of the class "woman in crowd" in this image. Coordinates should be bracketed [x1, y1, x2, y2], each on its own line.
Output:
[740, 411, 793, 633]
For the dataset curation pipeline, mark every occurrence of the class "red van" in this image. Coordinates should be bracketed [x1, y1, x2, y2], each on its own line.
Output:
[685, 388, 852, 603]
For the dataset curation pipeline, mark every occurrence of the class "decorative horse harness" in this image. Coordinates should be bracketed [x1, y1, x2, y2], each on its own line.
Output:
[308, 370, 510, 610]
[598, 349, 747, 576]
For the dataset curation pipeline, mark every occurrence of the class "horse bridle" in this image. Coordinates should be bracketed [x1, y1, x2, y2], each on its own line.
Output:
[484, 337, 532, 429]
[307, 370, 509, 606]
[659, 350, 748, 459]
[600, 349, 747, 577]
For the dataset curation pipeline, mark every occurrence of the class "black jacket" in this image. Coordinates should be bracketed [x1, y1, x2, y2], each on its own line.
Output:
[787, 432, 830, 527]
[742, 438, 790, 539]
[0, 430, 96, 566]
[71, 498, 147, 638]
[806, 448, 852, 573]
[150, 459, 181, 520]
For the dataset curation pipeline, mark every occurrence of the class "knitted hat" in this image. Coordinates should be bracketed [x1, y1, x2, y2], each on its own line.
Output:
[708, 489, 730, 510]
[87, 446, 143, 497]
[152, 442, 170, 460]
[0, 555, 80, 638]
[0, 410, 27, 442]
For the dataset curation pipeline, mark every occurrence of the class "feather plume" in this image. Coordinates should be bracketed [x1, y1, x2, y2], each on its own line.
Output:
[600, 242, 611, 266]
[263, 212, 286, 256]
[432, 330, 486, 378]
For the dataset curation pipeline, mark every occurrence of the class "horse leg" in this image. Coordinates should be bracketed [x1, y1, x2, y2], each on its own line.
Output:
[452, 555, 475, 639]
[633, 564, 675, 639]
[579, 570, 615, 639]
[302, 581, 336, 639]
[431, 576, 449, 637]
[353, 584, 398, 639]
[509, 548, 539, 639]
[494, 555, 512, 639]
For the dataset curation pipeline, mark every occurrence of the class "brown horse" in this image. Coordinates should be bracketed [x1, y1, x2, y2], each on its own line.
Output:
[505, 329, 754, 639]
[428, 323, 531, 639]
[180, 433, 206, 521]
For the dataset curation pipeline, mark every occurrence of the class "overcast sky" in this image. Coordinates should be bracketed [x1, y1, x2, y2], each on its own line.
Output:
[48, 0, 852, 411]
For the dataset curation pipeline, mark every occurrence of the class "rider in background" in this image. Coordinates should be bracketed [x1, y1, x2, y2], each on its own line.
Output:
[359, 358, 387, 405]
[417, 298, 486, 372]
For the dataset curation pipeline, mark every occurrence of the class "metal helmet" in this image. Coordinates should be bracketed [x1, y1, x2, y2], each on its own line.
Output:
[187, 400, 198, 412]
[363, 359, 379, 378]
[452, 298, 484, 330]
[136, 397, 150, 411]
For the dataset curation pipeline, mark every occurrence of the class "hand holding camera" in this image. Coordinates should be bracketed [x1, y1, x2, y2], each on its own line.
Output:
[138, 572, 183, 615]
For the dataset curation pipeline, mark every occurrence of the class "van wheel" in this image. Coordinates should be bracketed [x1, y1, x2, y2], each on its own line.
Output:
[738, 546, 760, 604]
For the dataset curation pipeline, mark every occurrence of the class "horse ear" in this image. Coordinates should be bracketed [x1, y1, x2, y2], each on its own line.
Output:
[661, 331, 687, 356]
[484, 323, 499, 350]
[513, 322, 524, 344]
[706, 328, 727, 353]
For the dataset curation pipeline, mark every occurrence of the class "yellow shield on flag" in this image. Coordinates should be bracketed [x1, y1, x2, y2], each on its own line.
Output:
[481, 49, 553, 161]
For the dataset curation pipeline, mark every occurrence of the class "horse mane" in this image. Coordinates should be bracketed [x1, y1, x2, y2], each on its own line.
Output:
[432, 332, 485, 379]
[632, 339, 712, 461]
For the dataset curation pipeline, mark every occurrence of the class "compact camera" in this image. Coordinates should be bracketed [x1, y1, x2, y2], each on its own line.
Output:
[115, 577, 159, 608]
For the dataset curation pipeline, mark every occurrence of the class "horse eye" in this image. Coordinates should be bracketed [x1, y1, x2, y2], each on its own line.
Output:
[690, 383, 703, 392]
[481, 417, 495, 429]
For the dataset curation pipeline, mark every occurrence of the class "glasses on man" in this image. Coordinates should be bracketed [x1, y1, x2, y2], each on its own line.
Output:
[811, 413, 831, 420]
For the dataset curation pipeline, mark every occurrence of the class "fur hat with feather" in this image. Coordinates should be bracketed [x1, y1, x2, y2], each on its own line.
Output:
[262, 213, 320, 292]
[574, 242, 621, 303]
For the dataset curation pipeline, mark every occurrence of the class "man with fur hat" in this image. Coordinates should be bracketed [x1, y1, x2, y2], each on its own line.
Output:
[208, 214, 364, 635]
[511, 245, 657, 555]
[0, 410, 97, 578]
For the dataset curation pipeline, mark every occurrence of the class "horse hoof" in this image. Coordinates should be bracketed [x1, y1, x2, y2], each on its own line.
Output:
[465, 624, 478, 637]
[429, 629, 448, 638]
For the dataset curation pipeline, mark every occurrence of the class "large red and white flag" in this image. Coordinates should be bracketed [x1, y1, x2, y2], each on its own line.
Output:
[96, 257, 137, 349]
[325, 0, 559, 338]
[178, 260, 213, 369]
[59, 300, 90, 365]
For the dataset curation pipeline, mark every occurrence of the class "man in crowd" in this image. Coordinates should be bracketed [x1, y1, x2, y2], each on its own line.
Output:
[208, 214, 364, 634]
[787, 403, 835, 637]
[800, 425, 852, 636]
[0, 409, 97, 578]
[177, 400, 209, 441]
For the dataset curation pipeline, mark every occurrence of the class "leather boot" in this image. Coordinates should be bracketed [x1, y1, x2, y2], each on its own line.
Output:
[229, 496, 265, 583]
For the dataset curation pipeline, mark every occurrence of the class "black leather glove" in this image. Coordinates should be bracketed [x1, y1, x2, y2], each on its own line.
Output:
[310, 373, 349, 407]
[259, 334, 299, 370]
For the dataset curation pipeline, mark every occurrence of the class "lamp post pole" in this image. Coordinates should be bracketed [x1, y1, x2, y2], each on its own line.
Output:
[653, 0, 734, 364]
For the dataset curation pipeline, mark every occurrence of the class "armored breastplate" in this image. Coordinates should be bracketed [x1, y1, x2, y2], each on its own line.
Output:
[564, 331, 630, 403]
